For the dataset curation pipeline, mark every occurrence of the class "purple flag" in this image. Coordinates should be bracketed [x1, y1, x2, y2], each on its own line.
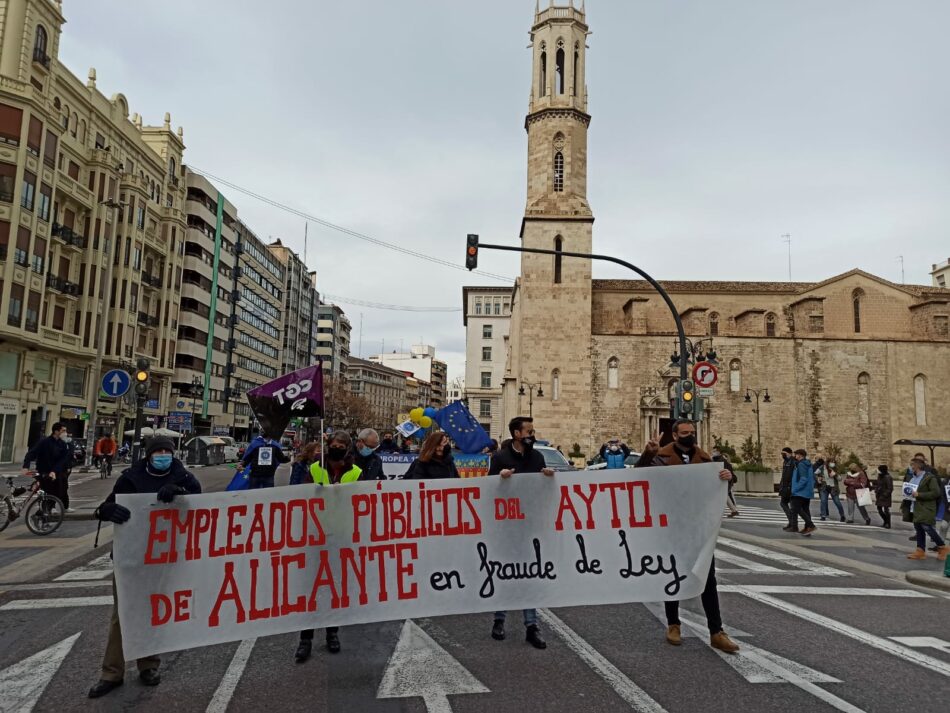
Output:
[245, 364, 324, 439]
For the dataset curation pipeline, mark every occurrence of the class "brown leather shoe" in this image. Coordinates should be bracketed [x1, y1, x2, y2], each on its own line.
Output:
[666, 625, 682, 646]
[907, 548, 927, 560]
[936, 545, 950, 561]
[710, 631, 740, 654]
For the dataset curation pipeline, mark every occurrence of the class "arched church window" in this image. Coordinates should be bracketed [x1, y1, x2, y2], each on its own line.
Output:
[553, 134, 564, 193]
[552, 369, 561, 401]
[556, 44, 565, 94]
[573, 42, 580, 96]
[539, 43, 547, 98]
[857, 372, 870, 425]
[729, 359, 742, 393]
[608, 357, 619, 389]
[709, 312, 719, 337]
[766, 312, 776, 337]
[554, 236, 563, 284]
[852, 288, 864, 333]
[914, 374, 927, 426]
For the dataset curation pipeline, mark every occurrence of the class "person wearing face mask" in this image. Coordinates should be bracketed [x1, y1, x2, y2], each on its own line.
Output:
[294, 431, 363, 662]
[599, 438, 631, 469]
[789, 449, 817, 535]
[378, 431, 399, 453]
[241, 433, 290, 489]
[404, 431, 460, 479]
[637, 419, 740, 654]
[874, 465, 894, 529]
[87, 437, 201, 699]
[843, 465, 872, 525]
[288, 442, 321, 485]
[22, 422, 72, 510]
[712, 447, 739, 517]
[778, 447, 796, 531]
[354, 428, 385, 481]
[903, 457, 949, 561]
[487, 416, 555, 650]
[821, 461, 846, 522]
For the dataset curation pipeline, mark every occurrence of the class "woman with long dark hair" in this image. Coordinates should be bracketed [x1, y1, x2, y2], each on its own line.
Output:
[288, 441, 321, 485]
[403, 431, 460, 480]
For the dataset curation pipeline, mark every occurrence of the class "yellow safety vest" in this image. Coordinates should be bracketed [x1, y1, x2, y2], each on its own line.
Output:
[310, 463, 362, 486]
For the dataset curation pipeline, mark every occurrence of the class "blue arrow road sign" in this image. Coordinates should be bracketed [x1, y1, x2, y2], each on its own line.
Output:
[101, 369, 131, 398]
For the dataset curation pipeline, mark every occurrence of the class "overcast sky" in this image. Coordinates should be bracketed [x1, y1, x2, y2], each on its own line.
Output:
[59, 1, 950, 383]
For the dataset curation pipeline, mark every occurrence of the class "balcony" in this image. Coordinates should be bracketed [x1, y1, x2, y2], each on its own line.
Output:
[32, 48, 51, 70]
[138, 311, 160, 329]
[51, 223, 87, 251]
[46, 274, 80, 297]
[141, 271, 163, 289]
[168, 174, 180, 188]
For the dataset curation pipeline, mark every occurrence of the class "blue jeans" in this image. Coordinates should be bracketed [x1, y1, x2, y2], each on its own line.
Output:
[248, 476, 274, 489]
[494, 609, 538, 627]
[819, 489, 844, 519]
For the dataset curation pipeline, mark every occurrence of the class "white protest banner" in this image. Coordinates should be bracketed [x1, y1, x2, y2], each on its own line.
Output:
[114, 464, 724, 659]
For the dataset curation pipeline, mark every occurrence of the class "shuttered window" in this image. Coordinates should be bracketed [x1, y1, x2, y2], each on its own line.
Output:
[27, 116, 42, 155]
[0, 104, 22, 145]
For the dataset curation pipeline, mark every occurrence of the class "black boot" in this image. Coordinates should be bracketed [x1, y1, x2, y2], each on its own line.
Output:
[294, 639, 312, 663]
[88, 679, 123, 699]
[525, 625, 547, 650]
[326, 630, 341, 654]
[491, 619, 505, 641]
[139, 669, 161, 686]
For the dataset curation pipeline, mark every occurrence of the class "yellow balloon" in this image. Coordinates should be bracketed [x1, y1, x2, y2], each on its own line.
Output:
[419, 416, 433, 428]
[410, 408, 424, 422]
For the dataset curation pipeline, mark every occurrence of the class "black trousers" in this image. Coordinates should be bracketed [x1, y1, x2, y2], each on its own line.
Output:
[665, 558, 722, 635]
[790, 496, 814, 529]
[780, 494, 793, 525]
[300, 627, 338, 641]
[877, 505, 891, 527]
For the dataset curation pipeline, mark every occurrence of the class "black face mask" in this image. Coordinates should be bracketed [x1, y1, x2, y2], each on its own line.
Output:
[676, 435, 696, 450]
[327, 446, 347, 461]
[521, 435, 536, 449]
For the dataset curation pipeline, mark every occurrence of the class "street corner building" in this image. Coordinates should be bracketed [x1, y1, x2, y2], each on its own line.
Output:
[480, 3, 950, 467]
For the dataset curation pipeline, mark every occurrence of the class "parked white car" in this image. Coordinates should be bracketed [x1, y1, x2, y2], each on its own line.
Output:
[218, 436, 241, 463]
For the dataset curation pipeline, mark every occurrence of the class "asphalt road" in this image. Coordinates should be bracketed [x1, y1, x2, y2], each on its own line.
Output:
[1, 466, 949, 713]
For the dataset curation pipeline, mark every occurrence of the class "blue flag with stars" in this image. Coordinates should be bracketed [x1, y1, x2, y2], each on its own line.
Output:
[434, 401, 493, 454]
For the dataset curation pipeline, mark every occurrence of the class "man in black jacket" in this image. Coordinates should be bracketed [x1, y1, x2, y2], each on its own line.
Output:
[778, 447, 796, 531]
[87, 437, 202, 699]
[241, 435, 290, 488]
[487, 416, 554, 650]
[355, 428, 385, 481]
[22, 422, 71, 507]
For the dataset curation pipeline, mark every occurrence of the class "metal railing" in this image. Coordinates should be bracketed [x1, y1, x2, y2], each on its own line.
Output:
[32, 48, 50, 69]
[46, 274, 80, 296]
[50, 223, 87, 249]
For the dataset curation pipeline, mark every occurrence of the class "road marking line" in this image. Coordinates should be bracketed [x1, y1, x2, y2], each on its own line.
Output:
[732, 587, 950, 678]
[0, 596, 112, 610]
[714, 549, 783, 572]
[206, 638, 256, 713]
[54, 552, 113, 581]
[719, 586, 931, 597]
[539, 609, 667, 713]
[717, 537, 849, 576]
[0, 632, 80, 713]
[716, 569, 838, 576]
[739, 647, 865, 712]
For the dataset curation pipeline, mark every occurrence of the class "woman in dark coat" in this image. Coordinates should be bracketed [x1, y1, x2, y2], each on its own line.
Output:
[874, 465, 894, 528]
[403, 431, 460, 480]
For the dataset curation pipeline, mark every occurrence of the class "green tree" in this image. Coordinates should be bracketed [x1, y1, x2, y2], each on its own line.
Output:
[712, 434, 738, 462]
[824, 442, 844, 465]
[739, 434, 762, 465]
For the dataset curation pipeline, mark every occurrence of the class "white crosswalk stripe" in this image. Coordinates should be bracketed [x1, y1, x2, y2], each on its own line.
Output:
[722, 505, 882, 532]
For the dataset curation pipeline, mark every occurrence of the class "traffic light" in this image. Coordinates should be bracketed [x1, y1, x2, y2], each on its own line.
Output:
[677, 379, 695, 418]
[465, 233, 479, 270]
[134, 357, 150, 397]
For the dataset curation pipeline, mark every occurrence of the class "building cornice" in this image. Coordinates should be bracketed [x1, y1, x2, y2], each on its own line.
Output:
[524, 107, 591, 131]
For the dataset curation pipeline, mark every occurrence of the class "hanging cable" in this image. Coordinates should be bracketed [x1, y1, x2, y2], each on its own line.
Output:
[188, 166, 515, 283]
[322, 294, 461, 312]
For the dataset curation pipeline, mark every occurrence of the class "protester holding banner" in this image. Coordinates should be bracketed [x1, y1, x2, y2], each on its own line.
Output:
[404, 432, 461, 480]
[487, 416, 554, 649]
[288, 442, 321, 485]
[355, 428, 386, 481]
[88, 437, 202, 699]
[295, 431, 363, 661]
[637, 420, 741, 654]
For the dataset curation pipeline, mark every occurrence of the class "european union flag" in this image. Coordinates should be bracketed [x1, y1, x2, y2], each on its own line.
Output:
[434, 401, 492, 454]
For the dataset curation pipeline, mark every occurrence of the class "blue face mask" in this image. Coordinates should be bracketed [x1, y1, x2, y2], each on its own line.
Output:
[359, 446, 375, 457]
[150, 454, 173, 471]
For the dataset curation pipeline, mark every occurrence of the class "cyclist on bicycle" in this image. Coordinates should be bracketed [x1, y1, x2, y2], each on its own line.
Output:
[94, 432, 118, 476]
[21, 422, 71, 506]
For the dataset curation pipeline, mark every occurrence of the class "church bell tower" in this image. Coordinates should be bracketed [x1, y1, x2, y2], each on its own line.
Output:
[508, 1, 594, 450]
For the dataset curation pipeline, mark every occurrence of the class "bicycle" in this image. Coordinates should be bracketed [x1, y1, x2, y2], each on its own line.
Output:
[0, 473, 65, 535]
[97, 454, 113, 479]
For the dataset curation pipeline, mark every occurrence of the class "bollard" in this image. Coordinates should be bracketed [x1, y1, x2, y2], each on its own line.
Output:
[945, 550, 950, 578]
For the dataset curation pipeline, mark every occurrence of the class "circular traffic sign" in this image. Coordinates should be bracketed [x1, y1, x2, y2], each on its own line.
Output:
[101, 369, 131, 398]
[692, 361, 718, 388]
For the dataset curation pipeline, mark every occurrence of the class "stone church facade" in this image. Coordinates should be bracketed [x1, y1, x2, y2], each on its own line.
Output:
[501, 4, 950, 469]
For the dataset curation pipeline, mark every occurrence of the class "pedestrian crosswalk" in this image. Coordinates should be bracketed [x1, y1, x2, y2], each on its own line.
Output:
[723, 504, 884, 532]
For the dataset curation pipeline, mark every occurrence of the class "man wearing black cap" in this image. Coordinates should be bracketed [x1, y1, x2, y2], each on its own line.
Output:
[87, 437, 201, 699]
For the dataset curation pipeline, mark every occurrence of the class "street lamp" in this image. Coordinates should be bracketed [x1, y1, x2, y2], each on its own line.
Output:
[190, 375, 204, 437]
[743, 388, 772, 464]
[518, 382, 544, 418]
[670, 337, 718, 369]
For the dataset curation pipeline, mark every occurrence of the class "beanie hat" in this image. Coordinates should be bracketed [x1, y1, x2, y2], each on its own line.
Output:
[146, 437, 176, 457]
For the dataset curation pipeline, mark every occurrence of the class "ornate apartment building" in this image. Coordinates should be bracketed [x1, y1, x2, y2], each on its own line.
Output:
[462, 286, 512, 439]
[346, 356, 407, 431]
[0, 0, 186, 460]
[268, 240, 319, 376]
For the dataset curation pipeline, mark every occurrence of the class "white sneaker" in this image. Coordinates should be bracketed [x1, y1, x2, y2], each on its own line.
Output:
[65, 508, 76, 513]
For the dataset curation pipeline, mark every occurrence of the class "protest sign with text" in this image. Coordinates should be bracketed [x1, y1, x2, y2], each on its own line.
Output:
[114, 464, 724, 659]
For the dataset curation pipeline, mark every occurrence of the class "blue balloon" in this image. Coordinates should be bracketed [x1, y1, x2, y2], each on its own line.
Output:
[423, 407, 437, 418]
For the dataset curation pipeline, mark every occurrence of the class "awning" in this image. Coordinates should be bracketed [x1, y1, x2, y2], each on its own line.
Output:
[893, 439, 950, 462]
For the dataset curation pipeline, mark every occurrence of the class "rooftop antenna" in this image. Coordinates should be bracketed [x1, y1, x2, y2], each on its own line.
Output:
[897, 255, 905, 284]
[358, 312, 363, 358]
[782, 234, 792, 280]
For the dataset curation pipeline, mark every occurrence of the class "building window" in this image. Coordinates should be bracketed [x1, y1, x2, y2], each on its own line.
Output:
[31, 236, 45, 274]
[14, 227, 29, 267]
[709, 312, 719, 337]
[857, 372, 870, 425]
[608, 357, 619, 389]
[38, 183, 51, 221]
[808, 314, 824, 333]
[852, 288, 864, 333]
[27, 116, 42, 156]
[556, 46, 565, 94]
[554, 236, 563, 284]
[25, 290, 39, 332]
[766, 312, 776, 337]
[553, 151, 564, 192]
[20, 170, 35, 211]
[729, 359, 741, 393]
[482, 346, 492, 361]
[63, 365, 86, 397]
[34, 357, 52, 382]
[914, 374, 927, 426]
[0, 104, 22, 146]
[474, 300, 482, 315]
[935, 315, 949, 337]
[0, 162, 15, 202]
[480, 372, 491, 388]
[539, 47, 547, 97]
[552, 369, 561, 401]
[7, 284, 23, 327]
[479, 399, 492, 418]
[34, 25, 48, 58]
[0, 352, 18, 390]
[482, 324, 492, 339]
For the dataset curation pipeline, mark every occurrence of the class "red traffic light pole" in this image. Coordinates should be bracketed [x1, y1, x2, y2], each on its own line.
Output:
[472, 241, 690, 389]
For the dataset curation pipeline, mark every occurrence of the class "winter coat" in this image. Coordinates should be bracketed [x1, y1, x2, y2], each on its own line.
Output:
[241, 437, 290, 481]
[791, 458, 815, 499]
[874, 472, 894, 507]
[355, 451, 385, 481]
[289, 460, 314, 486]
[404, 454, 460, 480]
[600, 443, 631, 469]
[488, 442, 546, 475]
[823, 470, 842, 496]
[22, 436, 71, 476]
[900, 472, 942, 526]
[636, 442, 713, 467]
[843, 471, 869, 500]
[97, 458, 201, 508]
[779, 457, 795, 497]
